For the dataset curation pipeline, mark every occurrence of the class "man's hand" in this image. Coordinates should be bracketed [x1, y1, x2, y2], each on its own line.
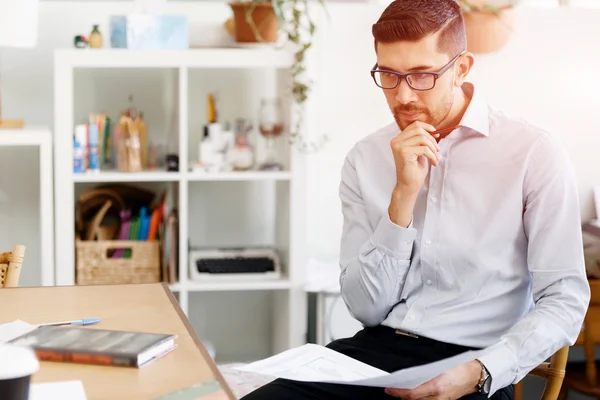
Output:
[390, 121, 440, 195]
[388, 121, 439, 227]
[384, 360, 481, 400]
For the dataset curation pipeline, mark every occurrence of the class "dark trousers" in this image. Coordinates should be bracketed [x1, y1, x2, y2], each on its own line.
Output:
[241, 326, 514, 400]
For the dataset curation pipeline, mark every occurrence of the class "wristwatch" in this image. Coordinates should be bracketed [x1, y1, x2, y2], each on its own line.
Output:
[476, 359, 492, 395]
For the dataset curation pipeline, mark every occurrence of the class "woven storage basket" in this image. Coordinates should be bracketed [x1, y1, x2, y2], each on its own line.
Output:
[76, 239, 161, 285]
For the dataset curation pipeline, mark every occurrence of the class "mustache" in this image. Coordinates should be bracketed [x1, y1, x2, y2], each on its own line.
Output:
[393, 105, 428, 114]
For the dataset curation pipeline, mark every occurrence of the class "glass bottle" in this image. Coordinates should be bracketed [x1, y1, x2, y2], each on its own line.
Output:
[258, 97, 284, 171]
[89, 25, 103, 49]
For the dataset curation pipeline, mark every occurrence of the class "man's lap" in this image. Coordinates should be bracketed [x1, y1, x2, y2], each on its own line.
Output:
[241, 327, 514, 400]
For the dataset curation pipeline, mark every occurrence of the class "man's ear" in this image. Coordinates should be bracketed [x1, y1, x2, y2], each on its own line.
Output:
[454, 52, 474, 87]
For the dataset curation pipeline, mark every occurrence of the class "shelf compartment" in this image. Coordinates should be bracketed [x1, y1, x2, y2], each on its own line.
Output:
[188, 290, 285, 364]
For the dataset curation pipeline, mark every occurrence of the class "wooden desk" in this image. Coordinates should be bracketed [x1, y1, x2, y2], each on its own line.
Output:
[0, 283, 236, 400]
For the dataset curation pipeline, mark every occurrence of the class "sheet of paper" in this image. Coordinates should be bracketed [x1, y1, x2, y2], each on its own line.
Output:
[236, 344, 388, 382]
[30, 380, 87, 400]
[0, 320, 38, 344]
[235, 343, 487, 389]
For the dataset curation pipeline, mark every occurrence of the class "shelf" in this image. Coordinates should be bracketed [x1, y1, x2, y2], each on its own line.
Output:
[176, 279, 293, 292]
[54, 46, 307, 356]
[186, 171, 292, 182]
[0, 129, 52, 146]
[72, 170, 181, 183]
[56, 48, 295, 69]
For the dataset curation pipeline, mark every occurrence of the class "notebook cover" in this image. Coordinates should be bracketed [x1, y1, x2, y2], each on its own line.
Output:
[9, 326, 176, 368]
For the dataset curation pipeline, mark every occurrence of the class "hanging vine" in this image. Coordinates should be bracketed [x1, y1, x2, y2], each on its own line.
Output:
[243, 0, 329, 153]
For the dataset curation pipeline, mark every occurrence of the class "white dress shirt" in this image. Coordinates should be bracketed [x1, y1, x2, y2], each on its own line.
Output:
[338, 82, 591, 396]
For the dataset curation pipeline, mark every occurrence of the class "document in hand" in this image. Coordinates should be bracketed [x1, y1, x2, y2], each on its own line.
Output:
[235, 343, 487, 389]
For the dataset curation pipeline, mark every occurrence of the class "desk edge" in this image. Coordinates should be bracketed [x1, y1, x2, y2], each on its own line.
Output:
[161, 282, 238, 400]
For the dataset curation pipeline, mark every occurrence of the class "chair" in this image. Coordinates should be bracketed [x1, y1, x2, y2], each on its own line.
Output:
[514, 346, 570, 400]
[554, 279, 600, 399]
[515, 279, 600, 400]
[0, 244, 26, 288]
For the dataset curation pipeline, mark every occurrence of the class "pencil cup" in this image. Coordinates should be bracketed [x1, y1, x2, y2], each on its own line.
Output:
[0, 344, 39, 400]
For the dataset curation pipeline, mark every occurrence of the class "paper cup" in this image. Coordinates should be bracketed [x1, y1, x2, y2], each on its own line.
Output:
[0, 344, 39, 400]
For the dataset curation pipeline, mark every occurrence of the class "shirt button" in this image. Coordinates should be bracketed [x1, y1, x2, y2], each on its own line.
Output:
[426, 280, 432, 286]
[430, 197, 437, 203]
[425, 239, 431, 245]
[408, 315, 415, 320]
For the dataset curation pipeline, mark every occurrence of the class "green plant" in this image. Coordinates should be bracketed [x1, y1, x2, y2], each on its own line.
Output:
[242, 0, 329, 153]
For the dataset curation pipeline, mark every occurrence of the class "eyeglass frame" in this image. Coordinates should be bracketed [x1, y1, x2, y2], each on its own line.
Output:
[370, 50, 466, 91]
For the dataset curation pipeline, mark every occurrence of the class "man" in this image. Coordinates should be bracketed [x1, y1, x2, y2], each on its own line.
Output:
[242, 0, 590, 399]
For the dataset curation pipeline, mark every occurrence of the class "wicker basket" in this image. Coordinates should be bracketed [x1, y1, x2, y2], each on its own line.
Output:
[76, 239, 161, 285]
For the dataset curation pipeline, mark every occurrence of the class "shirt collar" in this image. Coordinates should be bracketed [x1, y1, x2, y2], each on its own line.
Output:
[458, 82, 490, 137]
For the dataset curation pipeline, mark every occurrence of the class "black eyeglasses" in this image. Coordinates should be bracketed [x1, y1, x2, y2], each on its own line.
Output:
[370, 51, 465, 91]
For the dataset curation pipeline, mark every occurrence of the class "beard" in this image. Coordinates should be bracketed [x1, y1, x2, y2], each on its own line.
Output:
[392, 90, 454, 131]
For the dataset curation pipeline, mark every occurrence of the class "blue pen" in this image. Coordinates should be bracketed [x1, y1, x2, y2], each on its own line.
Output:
[40, 318, 102, 327]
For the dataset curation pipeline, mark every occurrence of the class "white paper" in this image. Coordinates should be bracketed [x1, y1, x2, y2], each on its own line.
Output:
[237, 344, 387, 382]
[236, 343, 487, 389]
[30, 380, 87, 400]
[0, 320, 38, 344]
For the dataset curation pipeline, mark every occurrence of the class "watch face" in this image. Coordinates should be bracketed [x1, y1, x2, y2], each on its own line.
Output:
[483, 376, 492, 393]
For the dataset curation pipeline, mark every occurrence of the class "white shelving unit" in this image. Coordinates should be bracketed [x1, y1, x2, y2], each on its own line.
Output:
[0, 129, 54, 287]
[53, 48, 308, 363]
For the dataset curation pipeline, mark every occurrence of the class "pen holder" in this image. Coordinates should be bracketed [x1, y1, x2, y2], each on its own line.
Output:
[75, 239, 161, 285]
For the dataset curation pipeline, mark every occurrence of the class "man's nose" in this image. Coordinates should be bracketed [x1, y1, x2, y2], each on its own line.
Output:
[395, 79, 418, 104]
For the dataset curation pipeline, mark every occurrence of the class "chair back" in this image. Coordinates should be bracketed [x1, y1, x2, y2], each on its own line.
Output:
[527, 346, 570, 400]
[0, 245, 26, 287]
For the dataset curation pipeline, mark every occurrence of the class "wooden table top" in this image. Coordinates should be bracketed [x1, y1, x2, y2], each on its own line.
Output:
[0, 283, 235, 400]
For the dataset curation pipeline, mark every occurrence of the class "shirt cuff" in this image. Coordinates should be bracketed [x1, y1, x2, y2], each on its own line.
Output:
[370, 213, 417, 259]
[477, 342, 518, 397]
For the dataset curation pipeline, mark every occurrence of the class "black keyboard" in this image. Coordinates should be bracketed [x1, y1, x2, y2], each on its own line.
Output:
[195, 257, 276, 274]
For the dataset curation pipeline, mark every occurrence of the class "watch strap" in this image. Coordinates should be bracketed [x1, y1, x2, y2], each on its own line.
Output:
[475, 359, 491, 394]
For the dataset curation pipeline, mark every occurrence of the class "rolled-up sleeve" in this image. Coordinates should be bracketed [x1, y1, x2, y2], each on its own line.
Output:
[478, 134, 591, 396]
[338, 153, 417, 327]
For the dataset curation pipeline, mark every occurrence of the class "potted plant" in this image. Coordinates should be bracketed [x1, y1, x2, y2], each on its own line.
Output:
[226, 0, 328, 152]
[459, 0, 517, 54]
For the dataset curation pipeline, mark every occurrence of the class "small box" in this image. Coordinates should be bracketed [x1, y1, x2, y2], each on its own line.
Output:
[110, 14, 188, 50]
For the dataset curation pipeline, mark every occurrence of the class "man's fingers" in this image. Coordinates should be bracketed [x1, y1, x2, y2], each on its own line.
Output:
[399, 129, 440, 152]
[412, 121, 437, 132]
[403, 134, 440, 155]
[401, 126, 440, 142]
[384, 380, 441, 399]
[411, 146, 438, 167]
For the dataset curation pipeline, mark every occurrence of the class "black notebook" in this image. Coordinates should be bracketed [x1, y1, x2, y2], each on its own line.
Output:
[10, 325, 177, 367]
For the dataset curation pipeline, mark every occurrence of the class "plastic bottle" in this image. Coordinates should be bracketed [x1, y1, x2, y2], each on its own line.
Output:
[73, 139, 84, 173]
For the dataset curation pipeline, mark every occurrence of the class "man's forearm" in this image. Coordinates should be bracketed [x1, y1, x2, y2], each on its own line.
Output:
[388, 187, 418, 228]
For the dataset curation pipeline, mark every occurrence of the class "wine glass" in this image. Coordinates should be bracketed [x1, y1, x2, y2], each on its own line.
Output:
[258, 97, 284, 171]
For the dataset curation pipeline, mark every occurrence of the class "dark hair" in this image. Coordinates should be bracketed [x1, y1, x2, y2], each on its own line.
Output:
[372, 0, 466, 56]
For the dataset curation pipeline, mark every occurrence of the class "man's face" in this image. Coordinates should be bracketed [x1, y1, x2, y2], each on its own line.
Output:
[375, 33, 459, 130]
